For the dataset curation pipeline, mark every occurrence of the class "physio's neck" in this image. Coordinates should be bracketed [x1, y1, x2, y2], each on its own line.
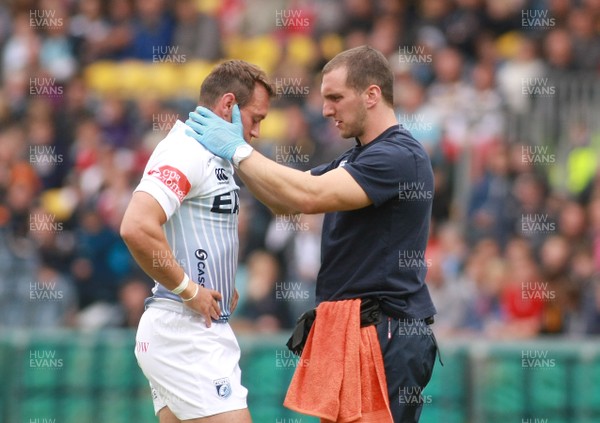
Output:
[357, 107, 398, 146]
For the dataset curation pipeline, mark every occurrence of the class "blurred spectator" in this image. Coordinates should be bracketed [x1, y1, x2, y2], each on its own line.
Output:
[265, 213, 322, 318]
[465, 61, 504, 149]
[467, 143, 514, 247]
[568, 7, 600, 71]
[70, 0, 111, 64]
[173, 0, 223, 61]
[129, 0, 174, 60]
[101, 0, 135, 60]
[497, 36, 545, 115]
[39, 4, 77, 82]
[427, 47, 472, 160]
[97, 95, 134, 149]
[425, 245, 471, 337]
[395, 78, 443, 161]
[117, 276, 152, 327]
[444, 0, 485, 59]
[2, 12, 41, 79]
[511, 172, 553, 251]
[543, 28, 575, 72]
[232, 250, 294, 333]
[71, 208, 131, 311]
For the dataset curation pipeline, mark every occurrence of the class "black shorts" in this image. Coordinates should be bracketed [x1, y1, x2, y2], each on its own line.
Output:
[376, 313, 439, 423]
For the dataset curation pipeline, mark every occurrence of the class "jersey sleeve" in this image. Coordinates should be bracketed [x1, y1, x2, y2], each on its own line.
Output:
[135, 135, 205, 220]
[343, 142, 420, 208]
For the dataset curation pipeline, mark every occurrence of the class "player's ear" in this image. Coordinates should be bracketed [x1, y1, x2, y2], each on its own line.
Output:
[217, 93, 236, 122]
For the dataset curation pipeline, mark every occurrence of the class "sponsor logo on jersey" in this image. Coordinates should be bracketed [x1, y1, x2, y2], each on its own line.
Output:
[214, 167, 229, 182]
[211, 191, 240, 214]
[213, 377, 232, 399]
[195, 249, 208, 286]
[147, 165, 191, 203]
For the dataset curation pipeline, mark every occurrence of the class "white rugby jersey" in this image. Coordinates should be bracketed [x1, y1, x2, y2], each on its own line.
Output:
[134, 120, 240, 321]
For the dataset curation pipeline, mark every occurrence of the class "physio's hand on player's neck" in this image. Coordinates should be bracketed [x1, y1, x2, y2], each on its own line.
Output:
[185, 105, 246, 161]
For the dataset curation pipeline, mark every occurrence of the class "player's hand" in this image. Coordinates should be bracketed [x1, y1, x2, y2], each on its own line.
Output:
[185, 286, 222, 328]
[230, 288, 239, 314]
[185, 105, 246, 161]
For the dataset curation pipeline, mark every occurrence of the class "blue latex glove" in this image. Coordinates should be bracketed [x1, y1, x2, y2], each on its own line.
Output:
[185, 104, 246, 161]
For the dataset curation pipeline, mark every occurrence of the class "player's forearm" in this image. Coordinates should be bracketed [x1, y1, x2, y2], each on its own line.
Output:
[120, 210, 186, 292]
[122, 225, 184, 288]
[237, 150, 319, 214]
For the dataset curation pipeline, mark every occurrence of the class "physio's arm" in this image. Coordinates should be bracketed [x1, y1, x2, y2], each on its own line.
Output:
[120, 191, 222, 326]
[236, 150, 372, 215]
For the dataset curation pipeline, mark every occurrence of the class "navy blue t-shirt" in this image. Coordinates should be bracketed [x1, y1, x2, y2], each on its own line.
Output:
[311, 125, 436, 320]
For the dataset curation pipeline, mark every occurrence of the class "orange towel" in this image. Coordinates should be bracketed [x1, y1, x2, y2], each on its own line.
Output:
[284, 299, 393, 423]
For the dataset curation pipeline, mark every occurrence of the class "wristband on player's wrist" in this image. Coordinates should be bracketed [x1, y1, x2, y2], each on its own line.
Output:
[232, 144, 254, 168]
[181, 284, 199, 302]
[171, 273, 190, 295]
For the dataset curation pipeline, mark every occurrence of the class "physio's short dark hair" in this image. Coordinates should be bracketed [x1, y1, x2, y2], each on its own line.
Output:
[199, 60, 274, 107]
[323, 45, 394, 106]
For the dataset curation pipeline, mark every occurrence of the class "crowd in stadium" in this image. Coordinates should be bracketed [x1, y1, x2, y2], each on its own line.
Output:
[0, 0, 599, 337]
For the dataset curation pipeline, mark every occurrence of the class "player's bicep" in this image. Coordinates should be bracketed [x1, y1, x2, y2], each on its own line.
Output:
[309, 167, 372, 213]
[123, 191, 168, 228]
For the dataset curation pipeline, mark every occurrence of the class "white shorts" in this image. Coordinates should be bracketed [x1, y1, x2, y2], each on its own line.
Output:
[134, 300, 248, 420]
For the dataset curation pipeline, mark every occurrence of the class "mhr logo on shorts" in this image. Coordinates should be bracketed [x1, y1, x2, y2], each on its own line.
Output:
[148, 165, 191, 203]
